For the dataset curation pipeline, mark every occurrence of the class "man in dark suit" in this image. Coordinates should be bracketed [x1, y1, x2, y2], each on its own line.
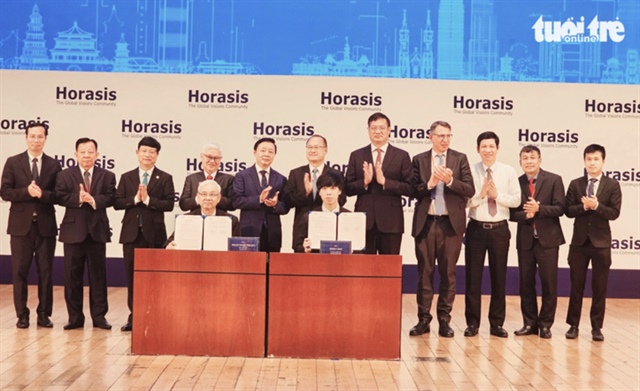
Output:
[233, 137, 289, 252]
[0, 122, 61, 329]
[565, 144, 621, 342]
[55, 138, 116, 330]
[114, 136, 175, 331]
[166, 180, 240, 248]
[509, 145, 565, 339]
[293, 171, 351, 253]
[179, 142, 234, 213]
[409, 121, 474, 338]
[345, 113, 413, 254]
[284, 135, 346, 251]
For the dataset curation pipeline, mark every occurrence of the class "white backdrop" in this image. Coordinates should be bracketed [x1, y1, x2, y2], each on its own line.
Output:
[1, 70, 638, 270]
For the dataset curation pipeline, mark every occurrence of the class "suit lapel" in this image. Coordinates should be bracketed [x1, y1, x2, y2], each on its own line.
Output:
[595, 175, 608, 197]
[21, 152, 34, 183]
[147, 168, 159, 193]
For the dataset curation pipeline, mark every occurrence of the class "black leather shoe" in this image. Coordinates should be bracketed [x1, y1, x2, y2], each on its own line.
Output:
[514, 325, 538, 336]
[63, 322, 84, 330]
[409, 320, 430, 336]
[37, 314, 53, 328]
[464, 325, 478, 337]
[591, 329, 604, 342]
[120, 322, 132, 332]
[539, 327, 552, 339]
[93, 320, 112, 330]
[439, 323, 454, 338]
[490, 326, 508, 338]
[16, 315, 29, 329]
[565, 326, 579, 339]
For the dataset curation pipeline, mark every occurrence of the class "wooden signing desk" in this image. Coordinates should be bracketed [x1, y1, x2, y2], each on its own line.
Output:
[267, 253, 402, 360]
[132, 249, 266, 357]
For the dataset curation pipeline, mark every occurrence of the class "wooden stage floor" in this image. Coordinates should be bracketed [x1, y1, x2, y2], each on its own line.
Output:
[1, 285, 639, 390]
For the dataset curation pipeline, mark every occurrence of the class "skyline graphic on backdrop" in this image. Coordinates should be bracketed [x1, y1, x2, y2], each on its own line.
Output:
[0, 0, 638, 84]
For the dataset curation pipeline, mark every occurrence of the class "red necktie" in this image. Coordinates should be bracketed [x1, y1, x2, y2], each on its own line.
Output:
[206, 175, 213, 180]
[375, 148, 382, 166]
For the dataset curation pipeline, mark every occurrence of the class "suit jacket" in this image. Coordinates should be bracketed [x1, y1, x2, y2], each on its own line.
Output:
[0, 151, 61, 237]
[114, 167, 175, 247]
[345, 144, 413, 233]
[293, 206, 352, 253]
[56, 166, 116, 244]
[283, 164, 347, 249]
[565, 174, 621, 248]
[179, 171, 235, 212]
[411, 148, 475, 237]
[509, 169, 565, 250]
[232, 165, 289, 249]
[164, 209, 241, 247]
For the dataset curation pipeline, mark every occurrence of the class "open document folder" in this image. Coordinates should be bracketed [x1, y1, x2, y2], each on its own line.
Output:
[307, 211, 366, 251]
[174, 214, 232, 251]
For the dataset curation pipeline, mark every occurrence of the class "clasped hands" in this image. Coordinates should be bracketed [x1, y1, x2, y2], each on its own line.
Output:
[581, 195, 598, 211]
[480, 177, 498, 202]
[27, 180, 42, 198]
[427, 165, 453, 189]
[260, 186, 279, 208]
[522, 197, 540, 219]
[79, 184, 95, 206]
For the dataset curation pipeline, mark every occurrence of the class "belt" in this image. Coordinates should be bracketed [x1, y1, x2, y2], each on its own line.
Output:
[471, 219, 507, 229]
[426, 215, 448, 221]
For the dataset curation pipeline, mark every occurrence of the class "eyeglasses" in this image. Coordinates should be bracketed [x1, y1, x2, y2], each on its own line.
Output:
[202, 154, 222, 162]
[198, 192, 220, 198]
[432, 134, 453, 140]
[306, 145, 326, 150]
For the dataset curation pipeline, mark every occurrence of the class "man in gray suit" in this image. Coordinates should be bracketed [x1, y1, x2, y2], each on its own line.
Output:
[410, 121, 474, 338]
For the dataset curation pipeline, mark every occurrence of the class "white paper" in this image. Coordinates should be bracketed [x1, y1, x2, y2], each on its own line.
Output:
[174, 215, 204, 250]
[337, 212, 366, 251]
[203, 216, 232, 251]
[307, 211, 338, 250]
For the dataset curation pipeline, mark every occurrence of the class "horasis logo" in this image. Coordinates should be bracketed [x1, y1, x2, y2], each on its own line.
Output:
[532, 15, 625, 43]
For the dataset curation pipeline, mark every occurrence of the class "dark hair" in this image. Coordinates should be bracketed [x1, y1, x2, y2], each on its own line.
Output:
[75, 137, 98, 150]
[316, 171, 344, 191]
[367, 112, 391, 128]
[583, 144, 606, 160]
[25, 121, 48, 136]
[430, 120, 451, 132]
[138, 136, 161, 152]
[306, 134, 327, 148]
[253, 137, 277, 153]
[519, 145, 540, 157]
[476, 131, 500, 148]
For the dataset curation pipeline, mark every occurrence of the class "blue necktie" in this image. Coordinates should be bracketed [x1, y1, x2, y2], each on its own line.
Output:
[587, 178, 597, 197]
[260, 170, 268, 189]
[434, 154, 445, 215]
[139, 172, 149, 226]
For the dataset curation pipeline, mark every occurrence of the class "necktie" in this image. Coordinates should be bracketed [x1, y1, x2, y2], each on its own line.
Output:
[312, 168, 319, 198]
[206, 174, 213, 180]
[31, 158, 39, 181]
[587, 178, 597, 197]
[529, 178, 537, 236]
[487, 168, 497, 216]
[142, 172, 149, 186]
[260, 170, 268, 189]
[375, 148, 382, 166]
[434, 154, 445, 215]
[83, 170, 91, 192]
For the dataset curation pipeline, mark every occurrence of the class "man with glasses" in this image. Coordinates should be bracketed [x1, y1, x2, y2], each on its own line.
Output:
[345, 113, 413, 255]
[409, 121, 474, 337]
[284, 135, 346, 252]
[165, 180, 240, 248]
[114, 136, 175, 332]
[179, 142, 234, 213]
[1, 122, 61, 329]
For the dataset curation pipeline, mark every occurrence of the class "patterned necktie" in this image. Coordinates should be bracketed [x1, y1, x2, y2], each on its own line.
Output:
[142, 172, 149, 186]
[312, 168, 319, 198]
[434, 154, 445, 215]
[83, 170, 91, 192]
[587, 178, 597, 197]
[31, 158, 39, 181]
[260, 170, 268, 189]
[487, 168, 497, 216]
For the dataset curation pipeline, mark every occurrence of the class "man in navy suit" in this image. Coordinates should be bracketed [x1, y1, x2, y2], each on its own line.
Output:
[233, 137, 289, 252]
[179, 142, 234, 213]
[1, 122, 61, 329]
[284, 134, 346, 251]
[410, 121, 475, 338]
[115, 136, 175, 332]
[345, 113, 413, 254]
[564, 144, 621, 342]
[510, 145, 565, 339]
[55, 138, 116, 330]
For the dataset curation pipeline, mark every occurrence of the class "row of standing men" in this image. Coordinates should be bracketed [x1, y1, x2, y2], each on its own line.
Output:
[0, 113, 621, 342]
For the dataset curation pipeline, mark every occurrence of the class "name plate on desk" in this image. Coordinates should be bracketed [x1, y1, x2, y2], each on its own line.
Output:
[320, 240, 352, 254]
[228, 237, 260, 252]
